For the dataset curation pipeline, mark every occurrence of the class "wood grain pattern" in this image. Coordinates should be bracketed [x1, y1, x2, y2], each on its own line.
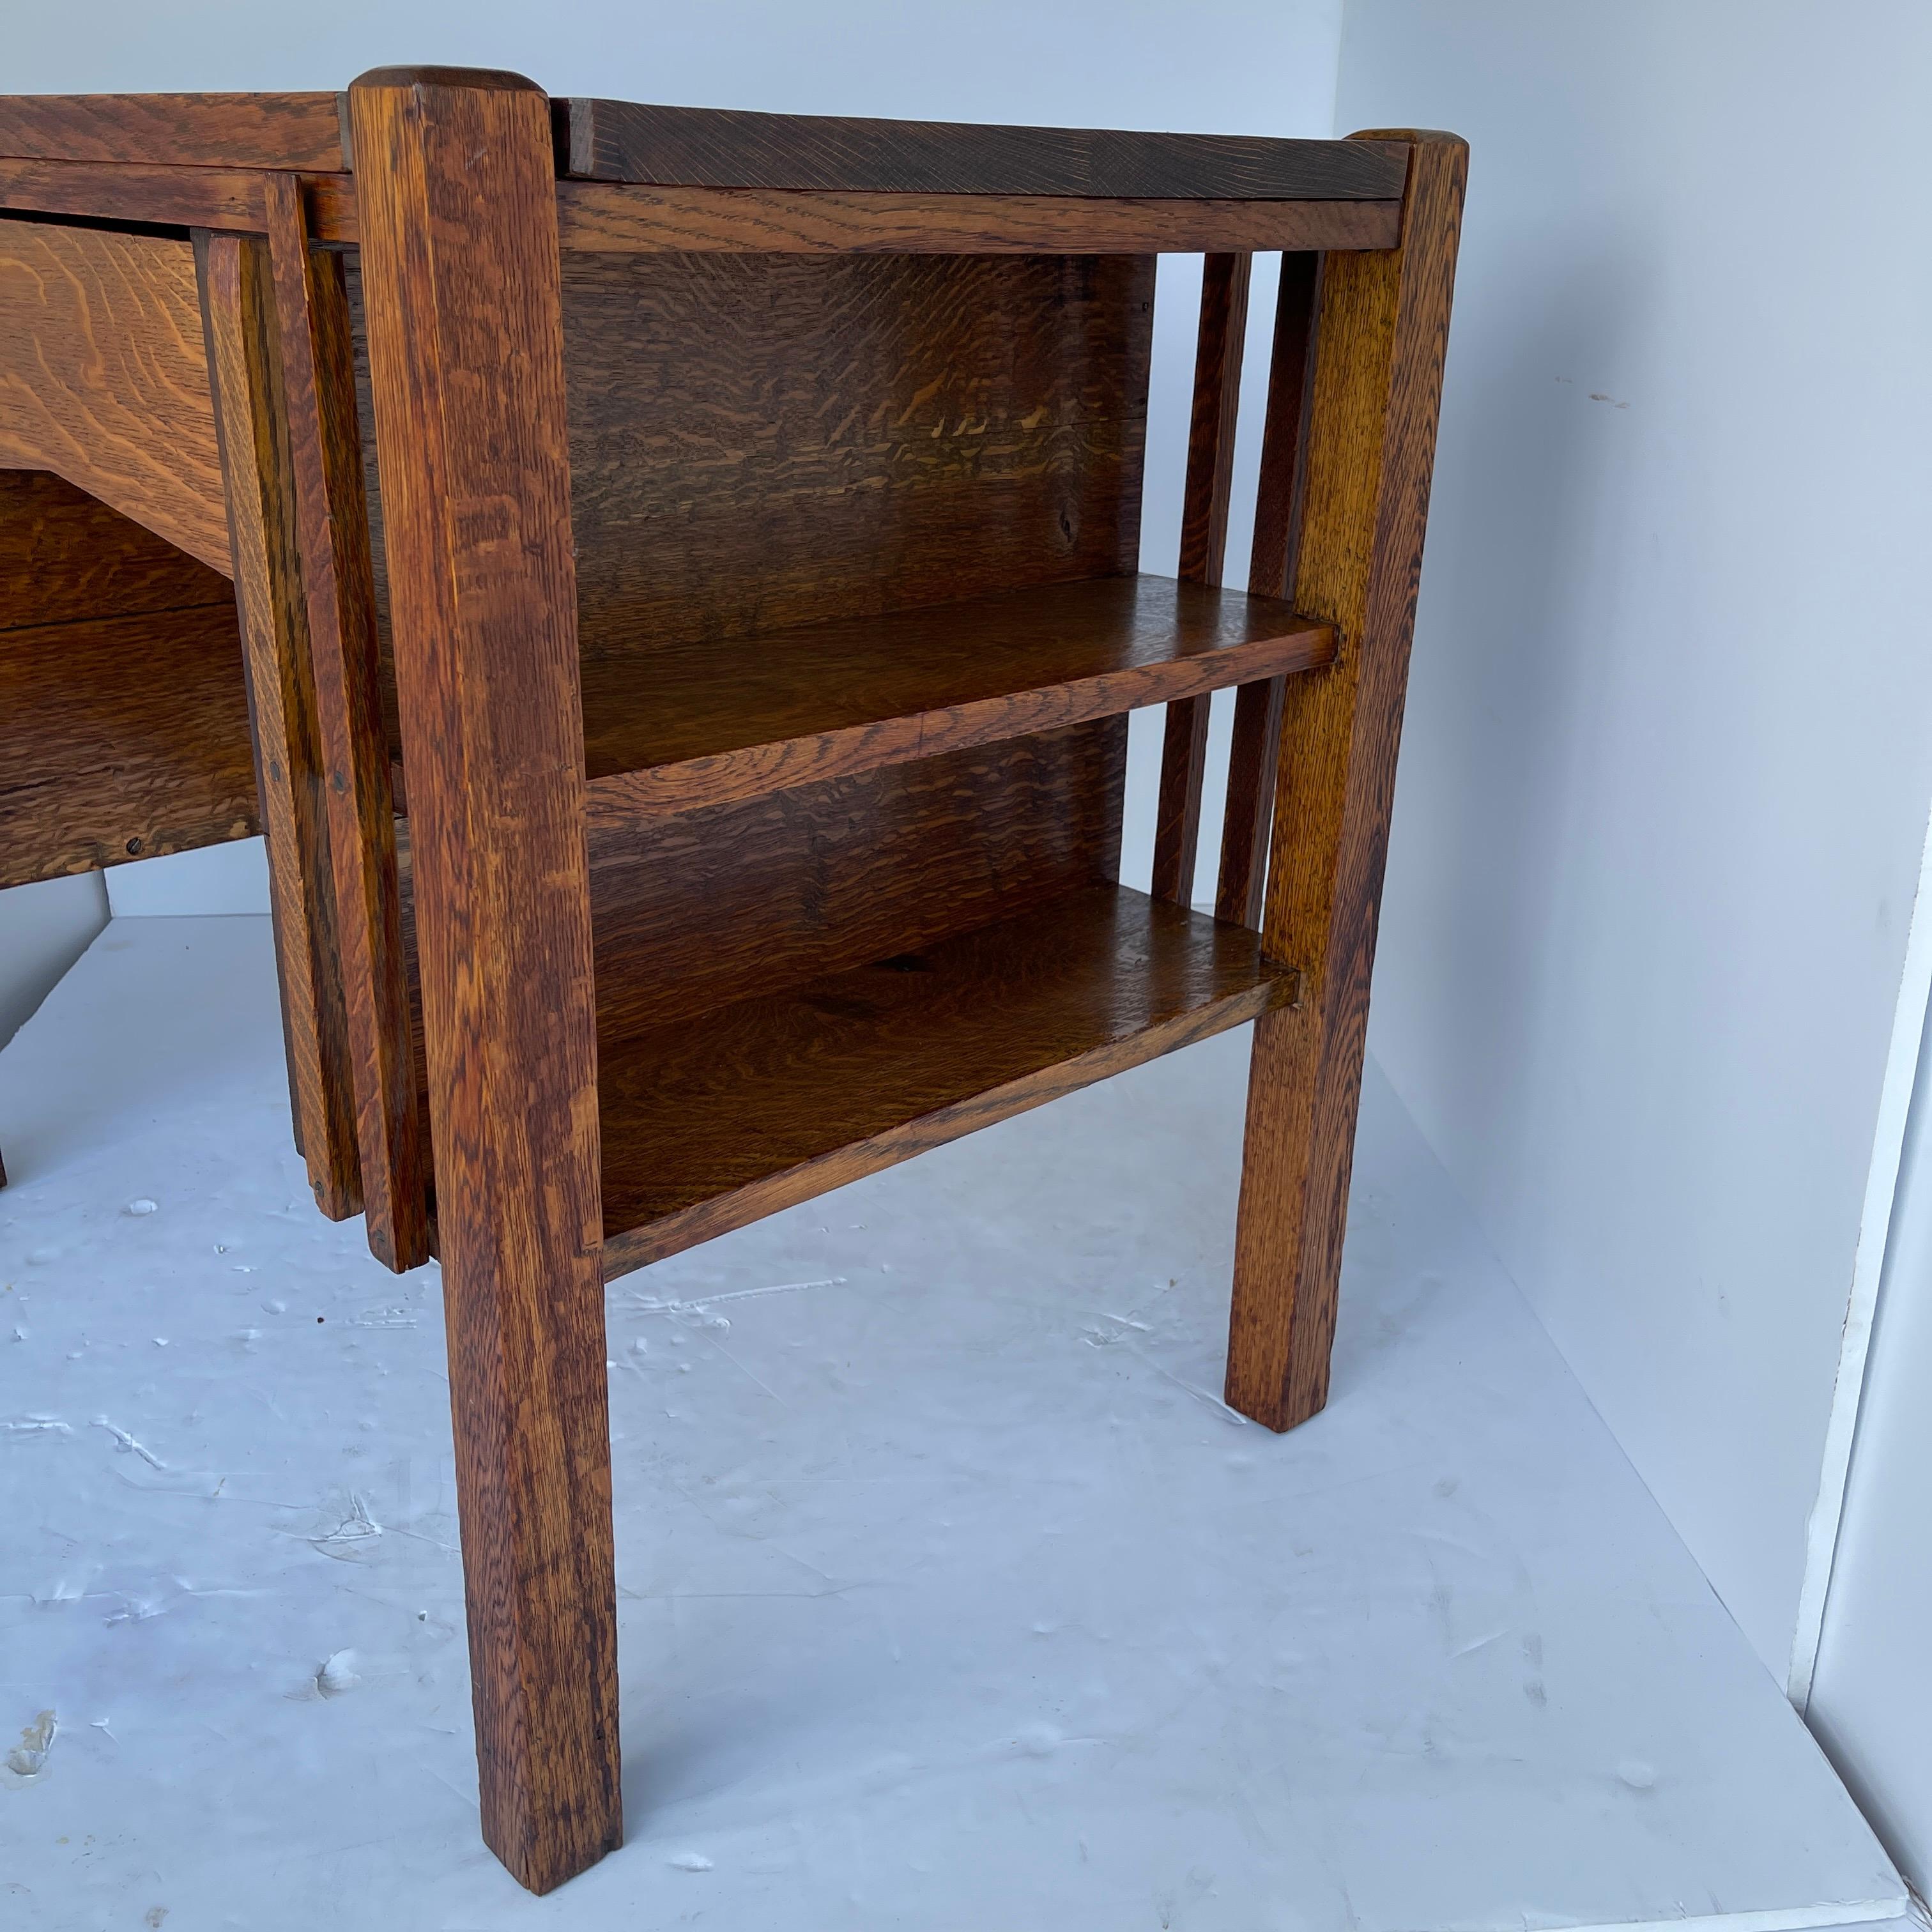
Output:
[395, 723, 1128, 1142]
[1216, 676, 1287, 928]
[1218, 250, 1322, 928]
[1224, 132, 1468, 1432]
[0, 475, 255, 889]
[0, 90, 343, 169]
[0, 155, 272, 231]
[553, 181, 1402, 256]
[311, 181, 1402, 257]
[561, 98, 1409, 200]
[265, 174, 427, 1273]
[347, 66, 620, 1896]
[0, 602, 256, 886]
[0, 221, 230, 571]
[587, 721, 1127, 1046]
[600, 882, 1293, 1275]
[1153, 252, 1250, 907]
[198, 228, 361, 1222]
[395, 721, 1123, 1060]
[579, 577, 1330, 817]
[0, 467, 227, 629]
[558, 249, 1153, 657]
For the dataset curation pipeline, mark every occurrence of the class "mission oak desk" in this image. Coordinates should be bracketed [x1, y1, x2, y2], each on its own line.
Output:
[0, 70, 1465, 1893]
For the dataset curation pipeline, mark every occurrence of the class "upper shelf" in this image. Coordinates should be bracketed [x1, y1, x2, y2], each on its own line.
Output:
[576, 574, 1334, 818]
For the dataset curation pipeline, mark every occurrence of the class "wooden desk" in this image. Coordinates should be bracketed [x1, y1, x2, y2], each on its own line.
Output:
[0, 71, 1464, 1893]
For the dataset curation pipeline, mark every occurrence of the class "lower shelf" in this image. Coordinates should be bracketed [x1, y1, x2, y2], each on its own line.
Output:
[598, 882, 1293, 1276]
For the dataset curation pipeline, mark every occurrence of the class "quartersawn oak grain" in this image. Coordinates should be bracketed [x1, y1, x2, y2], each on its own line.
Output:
[0, 90, 343, 169]
[346, 65, 621, 1897]
[197, 228, 361, 1222]
[558, 249, 1153, 658]
[599, 882, 1294, 1276]
[0, 602, 256, 886]
[264, 173, 428, 1273]
[0, 221, 231, 572]
[560, 97, 1408, 200]
[553, 181, 1401, 255]
[578, 576, 1331, 817]
[392, 721, 1129, 1100]
[586, 723, 1128, 1046]
[1224, 131, 1469, 1433]
[0, 467, 228, 631]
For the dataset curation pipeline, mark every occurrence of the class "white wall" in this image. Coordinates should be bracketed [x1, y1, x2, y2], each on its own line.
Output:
[0, 872, 107, 1049]
[1332, 0, 1932, 1687]
[1808, 977, 1932, 1896]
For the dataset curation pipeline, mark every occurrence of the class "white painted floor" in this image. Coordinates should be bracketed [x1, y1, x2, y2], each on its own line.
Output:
[0, 917, 1906, 1932]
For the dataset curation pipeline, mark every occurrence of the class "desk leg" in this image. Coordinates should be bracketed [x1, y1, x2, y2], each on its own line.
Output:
[1225, 134, 1467, 1432]
[347, 68, 620, 1893]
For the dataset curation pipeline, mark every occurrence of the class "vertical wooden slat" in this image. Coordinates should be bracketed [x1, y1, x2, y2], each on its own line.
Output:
[346, 66, 620, 1896]
[195, 228, 360, 1220]
[263, 173, 429, 1272]
[1216, 249, 1322, 928]
[1223, 132, 1468, 1432]
[1150, 250, 1250, 907]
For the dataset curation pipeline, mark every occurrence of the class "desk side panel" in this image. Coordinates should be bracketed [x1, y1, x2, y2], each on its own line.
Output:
[0, 222, 231, 573]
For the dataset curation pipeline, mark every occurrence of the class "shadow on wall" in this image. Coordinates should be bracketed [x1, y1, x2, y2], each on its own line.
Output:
[1376, 226, 1652, 1224]
[0, 914, 277, 1186]
[0, 870, 109, 1051]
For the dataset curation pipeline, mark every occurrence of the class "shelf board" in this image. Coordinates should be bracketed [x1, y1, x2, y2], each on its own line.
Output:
[598, 881, 1294, 1277]
[579, 574, 1333, 817]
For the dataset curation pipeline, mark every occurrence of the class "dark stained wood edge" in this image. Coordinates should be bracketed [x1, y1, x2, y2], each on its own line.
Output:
[1153, 252, 1251, 908]
[0, 221, 233, 575]
[346, 66, 620, 1896]
[0, 158, 364, 241]
[1152, 696, 1213, 903]
[0, 172, 1402, 259]
[1217, 250, 1323, 928]
[0, 92, 344, 171]
[196, 226, 362, 1223]
[0, 601, 259, 887]
[1224, 130, 1468, 1433]
[1246, 250, 1324, 603]
[0, 157, 270, 230]
[601, 886, 1296, 1277]
[562, 97, 1409, 200]
[263, 174, 430, 1274]
[586, 604, 1333, 820]
[552, 182, 1403, 255]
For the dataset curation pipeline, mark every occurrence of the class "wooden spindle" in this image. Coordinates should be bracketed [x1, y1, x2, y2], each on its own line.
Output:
[1216, 249, 1322, 928]
[1151, 250, 1251, 906]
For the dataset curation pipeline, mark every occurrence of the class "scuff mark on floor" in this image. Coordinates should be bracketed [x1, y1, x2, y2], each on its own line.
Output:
[91, 1420, 166, 1469]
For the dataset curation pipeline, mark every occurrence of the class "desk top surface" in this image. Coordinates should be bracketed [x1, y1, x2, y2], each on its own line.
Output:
[0, 80, 1410, 202]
